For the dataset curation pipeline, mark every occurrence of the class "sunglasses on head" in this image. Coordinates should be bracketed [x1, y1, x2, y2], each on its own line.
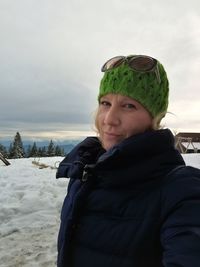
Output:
[101, 55, 161, 84]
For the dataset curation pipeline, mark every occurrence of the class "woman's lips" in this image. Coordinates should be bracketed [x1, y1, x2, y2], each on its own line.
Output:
[104, 132, 122, 138]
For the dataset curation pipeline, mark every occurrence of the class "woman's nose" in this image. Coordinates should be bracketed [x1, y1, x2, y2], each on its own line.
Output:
[103, 106, 120, 126]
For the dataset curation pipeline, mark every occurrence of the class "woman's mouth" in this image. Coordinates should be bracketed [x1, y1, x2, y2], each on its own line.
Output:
[104, 132, 121, 137]
[103, 132, 123, 141]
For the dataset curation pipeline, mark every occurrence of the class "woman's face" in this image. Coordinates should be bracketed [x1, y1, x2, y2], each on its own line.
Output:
[96, 94, 153, 151]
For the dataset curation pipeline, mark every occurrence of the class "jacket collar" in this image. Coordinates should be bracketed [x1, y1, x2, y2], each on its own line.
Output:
[56, 129, 185, 187]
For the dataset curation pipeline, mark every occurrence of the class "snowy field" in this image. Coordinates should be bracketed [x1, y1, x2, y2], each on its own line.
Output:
[0, 154, 200, 267]
[0, 157, 66, 267]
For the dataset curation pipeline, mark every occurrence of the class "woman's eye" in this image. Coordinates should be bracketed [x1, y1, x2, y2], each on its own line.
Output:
[100, 100, 110, 106]
[124, 103, 136, 109]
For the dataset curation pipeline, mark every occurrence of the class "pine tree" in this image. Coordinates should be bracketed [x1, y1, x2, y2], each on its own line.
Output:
[26, 145, 32, 158]
[40, 146, 47, 157]
[9, 132, 25, 158]
[29, 142, 38, 157]
[8, 143, 13, 159]
[55, 145, 64, 156]
[47, 140, 55, 157]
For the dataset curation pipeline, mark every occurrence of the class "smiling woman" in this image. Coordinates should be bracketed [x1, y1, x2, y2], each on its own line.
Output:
[95, 94, 153, 150]
[56, 54, 200, 267]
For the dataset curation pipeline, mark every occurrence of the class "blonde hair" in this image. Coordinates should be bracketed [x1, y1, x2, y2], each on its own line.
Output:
[152, 112, 167, 130]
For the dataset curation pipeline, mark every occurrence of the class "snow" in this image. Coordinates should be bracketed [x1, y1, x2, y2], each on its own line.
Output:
[0, 157, 67, 267]
[0, 154, 200, 267]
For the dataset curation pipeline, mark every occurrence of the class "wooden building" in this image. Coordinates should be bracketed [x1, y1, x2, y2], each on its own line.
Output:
[175, 132, 200, 153]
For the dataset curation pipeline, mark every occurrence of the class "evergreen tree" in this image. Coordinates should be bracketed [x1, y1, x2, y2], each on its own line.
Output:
[9, 132, 25, 158]
[26, 145, 32, 158]
[55, 145, 64, 156]
[8, 143, 13, 159]
[40, 146, 47, 157]
[47, 140, 55, 157]
[29, 142, 38, 157]
[37, 147, 42, 157]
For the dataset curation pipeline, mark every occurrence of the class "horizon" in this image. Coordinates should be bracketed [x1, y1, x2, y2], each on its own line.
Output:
[0, 130, 95, 143]
[1, 126, 200, 144]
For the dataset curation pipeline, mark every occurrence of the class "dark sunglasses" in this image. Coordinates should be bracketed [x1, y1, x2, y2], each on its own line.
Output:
[101, 55, 161, 84]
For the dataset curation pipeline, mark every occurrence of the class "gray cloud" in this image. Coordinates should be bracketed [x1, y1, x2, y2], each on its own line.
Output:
[0, 0, 200, 139]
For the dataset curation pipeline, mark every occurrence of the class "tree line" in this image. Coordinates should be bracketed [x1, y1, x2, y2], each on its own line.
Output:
[0, 132, 65, 159]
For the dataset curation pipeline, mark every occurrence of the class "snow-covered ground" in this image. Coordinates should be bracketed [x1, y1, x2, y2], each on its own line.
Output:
[0, 157, 66, 267]
[0, 154, 200, 267]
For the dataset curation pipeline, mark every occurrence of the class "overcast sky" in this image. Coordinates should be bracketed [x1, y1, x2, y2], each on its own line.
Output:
[0, 0, 200, 141]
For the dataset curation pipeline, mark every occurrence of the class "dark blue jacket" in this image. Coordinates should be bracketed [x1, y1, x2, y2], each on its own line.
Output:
[56, 129, 200, 267]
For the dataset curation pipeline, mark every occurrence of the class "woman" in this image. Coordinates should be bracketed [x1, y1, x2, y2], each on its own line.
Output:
[56, 55, 200, 267]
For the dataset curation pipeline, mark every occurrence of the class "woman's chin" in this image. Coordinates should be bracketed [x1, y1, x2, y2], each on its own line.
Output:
[102, 140, 121, 151]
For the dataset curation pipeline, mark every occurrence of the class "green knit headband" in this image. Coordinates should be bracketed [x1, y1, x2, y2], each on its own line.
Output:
[98, 56, 169, 118]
